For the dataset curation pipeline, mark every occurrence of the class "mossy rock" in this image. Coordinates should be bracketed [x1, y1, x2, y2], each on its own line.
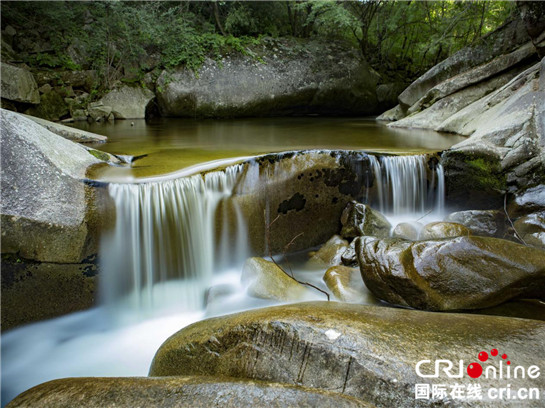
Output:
[25, 91, 69, 121]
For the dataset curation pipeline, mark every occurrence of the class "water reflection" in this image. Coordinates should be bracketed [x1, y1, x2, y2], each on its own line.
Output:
[71, 117, 465, 180]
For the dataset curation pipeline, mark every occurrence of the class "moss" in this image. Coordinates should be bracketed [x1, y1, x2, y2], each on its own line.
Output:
[88, 149, 111, 162]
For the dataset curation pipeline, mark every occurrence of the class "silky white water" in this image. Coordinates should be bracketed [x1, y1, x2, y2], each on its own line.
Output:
[1, 152, 445, 406]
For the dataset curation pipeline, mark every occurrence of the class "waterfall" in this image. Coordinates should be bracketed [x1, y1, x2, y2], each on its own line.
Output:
[99, 152, 444, 316]
[100, 165, 245, 315]
[368, 154, 444, 216]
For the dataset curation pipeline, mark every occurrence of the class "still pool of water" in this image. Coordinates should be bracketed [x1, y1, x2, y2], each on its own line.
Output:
[72, 117, 465, 180]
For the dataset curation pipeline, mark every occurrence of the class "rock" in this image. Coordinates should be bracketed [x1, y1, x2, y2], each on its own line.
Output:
[4, 25, 16, 37]
[418, 221, 470, 240]
[391, 222, 420, 240]
[0, 63, 40, 104]
[150, 301, 545, 408]
[0, 109, 104, 264]
[88, 102, 113, 122]
[509, 185, 545, 217]
[21, 114, 107, 143]
[241, 257, 314, 301]
[376, 82, 405, 111]
[356, 235, 545, 310]
[6, 376, 369, 408]
[341, 240, 358, 267]
[307, 235, 349, 267]
[517, 1, 545, 58]
[72, 109, 88, 122]
[25, 91, 69, 121]
[1, 255, 96, 330]
[157, 39, 379, 118]
[470, 299, 545, 322]
[514, 211, 545, 249]
[397, 17, 531, 108]
[444, 210, 506, 238]
[323, 265, 369, 303]
[375, 104, 404, 121]
[99, 85, 155, 119]
[340, 202, 391, 240]
[35, 70, 98, 93]
[38, 84, 52, 94]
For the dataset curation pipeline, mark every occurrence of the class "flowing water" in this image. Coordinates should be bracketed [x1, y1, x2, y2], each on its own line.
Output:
[1, 118, 461, 406]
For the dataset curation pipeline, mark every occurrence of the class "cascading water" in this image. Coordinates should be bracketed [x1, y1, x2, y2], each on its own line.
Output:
[100, 164, 247, 316]
[369, 154, 445, 217]
[1, 151, 446, 407]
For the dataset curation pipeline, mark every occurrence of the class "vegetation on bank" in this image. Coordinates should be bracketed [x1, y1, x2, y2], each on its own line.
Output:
[2, 0, 515, 92]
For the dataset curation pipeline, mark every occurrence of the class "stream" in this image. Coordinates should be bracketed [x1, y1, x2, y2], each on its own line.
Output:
[1, 118, 464, 406]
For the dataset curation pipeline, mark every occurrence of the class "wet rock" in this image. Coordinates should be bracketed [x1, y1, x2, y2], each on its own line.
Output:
[444, 210, 506, 237]
[157, 39, 379, 118]
[150, 301, 545, 408]
[1, 255, 96, 330]
[99, 85, 155, 119]
[307, 235, 349, 267]
[341, 240, 358, 267]
[323, 265, 369, 303]
[0, 109, 105, 264]
[391, 222, 420, 240]
[241, 257, 314, 301]
[514, 211, 545, 249]
[356, 235, 545, 310]
[418, 221, 471, 240]
[340, 202, 391, 240]
[0, 63, 40, 104]
[469, 299, 545, 322]
[6, 376, 369, 408]
[509, 185, 545, 217]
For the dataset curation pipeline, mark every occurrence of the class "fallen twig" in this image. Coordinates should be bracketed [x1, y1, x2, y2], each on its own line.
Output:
[504, 194, 527, 245]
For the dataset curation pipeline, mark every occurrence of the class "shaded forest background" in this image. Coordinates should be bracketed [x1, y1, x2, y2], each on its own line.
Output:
[2, 1, 515, 92]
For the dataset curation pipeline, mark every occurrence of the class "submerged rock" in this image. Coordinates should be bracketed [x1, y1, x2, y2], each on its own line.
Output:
[340, 202, 391, 240]
[150, 301, 545, 408]
[444, 210, 506, 238]
[418, 221, 471, 240]
[323, 265, 369, 303]
[307, 235, 349, 267]
[6, 376, 369, 408]
[356, 235, 545, 310]
[241, 257, 314, 302]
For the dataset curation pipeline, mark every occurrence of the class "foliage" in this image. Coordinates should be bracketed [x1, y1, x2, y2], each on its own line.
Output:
[1, 0, 515, 88]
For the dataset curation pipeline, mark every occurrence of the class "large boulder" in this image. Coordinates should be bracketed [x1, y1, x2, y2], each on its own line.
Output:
[24, 90, 69, 121]
[0, 109, 104, 263]
[355, 235, 545, 311]
[514, 211, 545, 250]
[157, 39, 379, 118]
[0, 109, 112, 328]
[1, 63, 40, 104]
[150, 302, 545, 407]
[99, 85, 155, 119]
[6, 376, 368, 408]
[382, 10, 544, 212]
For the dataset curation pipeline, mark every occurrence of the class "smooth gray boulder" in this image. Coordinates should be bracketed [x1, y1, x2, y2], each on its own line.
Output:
[1, 63, 40, 104]
[99, 85, 155, 119]
[157, 40, 379, 118]
[21, 114, 107, 143]
[0, 109, 102, 263]
[445, 210, 506, 237]
[6, 376, 369, 408]
[150, 302, 545, 408]
[356, 235, 545, 311]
